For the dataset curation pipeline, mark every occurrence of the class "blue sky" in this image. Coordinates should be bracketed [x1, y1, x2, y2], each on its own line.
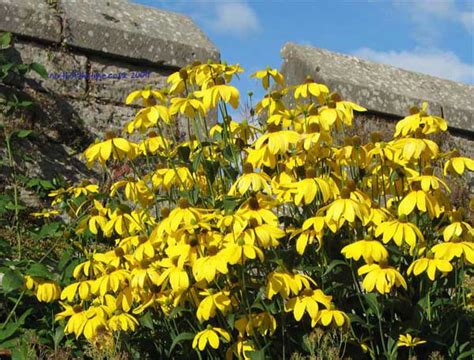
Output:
[133, 0, 473, 98]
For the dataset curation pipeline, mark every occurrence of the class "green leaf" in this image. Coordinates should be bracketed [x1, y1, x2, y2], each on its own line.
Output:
[26, 263, 52, 280]
[191, 150, 203, 172]
[169, 306, 192, 319]
[458, 348, 474, 359]
[203, 160, 220, 184]
[4, 203, 26, 211]
[139, 312, 154, 330]
[364, 293, 380, 316]
[1, 269, 24, 294]
[16, 130, 32, 138]
[0, 309, 32, 341]
[177, 146, 190, 162]
[249, 349, 266, 360]
[11, 340, 29, 360]
[30, 63, 48, 79]
[53, 326, 64, 349]
[0, 32, 11, 49]
[39, 180, 54, 190]
[322, 259, 348, 277]
[168, 332, 194, 355]
[31, 222, 62, 240]
[223, 196, 239, 213]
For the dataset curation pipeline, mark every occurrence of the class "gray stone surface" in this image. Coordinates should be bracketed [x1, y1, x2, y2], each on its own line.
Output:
[13, 40, 88, 98]
[87, 57, 172, 103]
[59, 0, 219, 67]
[69, 98, 136, 135]
[0, 0, 62, 43]
[281, 43, 474, 134]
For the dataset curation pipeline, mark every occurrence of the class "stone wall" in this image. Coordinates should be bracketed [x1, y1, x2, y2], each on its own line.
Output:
[281, 42, 474, 155]
[0, 0, 219, 181]
[280, 42, 474, 203]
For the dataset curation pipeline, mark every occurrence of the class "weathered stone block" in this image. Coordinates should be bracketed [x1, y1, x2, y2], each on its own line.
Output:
[59, 0, 220, 67]
[68, 99, 136, 136]
[281, 43, 474, 134]
[0, 0, 62, 43]
[87, 57, 173, 103]
[11, 41, 88, 98]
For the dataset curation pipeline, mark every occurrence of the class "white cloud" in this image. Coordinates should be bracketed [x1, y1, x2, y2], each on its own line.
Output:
[353, 47, 474, 84]
[393, 0, 472, 45]
[460, 11, 474, 34]
[207, 2, 260, 37]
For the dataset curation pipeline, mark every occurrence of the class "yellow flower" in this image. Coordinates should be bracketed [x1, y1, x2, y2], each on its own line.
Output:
[407, 257, 453, 281]
[313, 306, 350, 327]
[223, 237, 264, 265]
[92, 269, 130, 296]
[431, 241, 474, 264]
[196, 289, 232, 322]
[317, 96, 366, 130]
[156, 257, 189, 291]
[251, 67, 284, 90]
[254, 126, 300, 155]
[266, 272, 315, 299]
[139, 132, 170, 155]
[60, 280, 94, 302]
[398, 185, 441, 218]
[226, 338, 255, 360]
[25, 276, 61, 303]
[81, 306, 109, 340]
[130, 261, 161, 289]
[228, 163, 272, 196]
[284, 289, 332, 322]
[195, 83, 240, 109]
[153, 166, 194, 191]
[293, 77, 329, 101]
[358, 262, 407, 294]
[398, 333, 426, 348]
[237, 195, 279, 226]
[289, 175, 334, 206]
[341, 239, 389, 263]
[108, 312, 139, 332]
[87, 200, 108, 235]
[235, 312, 277, 337]
[394, 102, 447, 137]
[170, 95, 207, 118]
[292, 216, 325, 255]
[55, 304, 87, 339]
[375, 218, 424, 251]
[217, 120, 258, 143]
[242, 222, 286, 248]
[391, 137, 439, 162]
[84, 133, 137, 167]
[323, 188, 370, 232]
[192, 248, 229, 282]
[268, 109, 301, 128]
[73, 258, 105, 280]
[255, 90, 287, 115]
[110, 178, 155, 207]
[408, 170, 450, 193]
[301, 123, 332, 150]
[126, 105, 171, 133]
[125, 88, 165, 106]
[444, 154, 474, 176]
[245, 145, 277, 169]
[192, 327, 231, 351]
[443, 210, 473, 242]
[66, 182, 99, 198]
[165, 198, 203, 233]
[30, 209, 60, 219]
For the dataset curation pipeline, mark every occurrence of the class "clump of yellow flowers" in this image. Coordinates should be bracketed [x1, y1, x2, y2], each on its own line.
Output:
[38, 61, 472, 359]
